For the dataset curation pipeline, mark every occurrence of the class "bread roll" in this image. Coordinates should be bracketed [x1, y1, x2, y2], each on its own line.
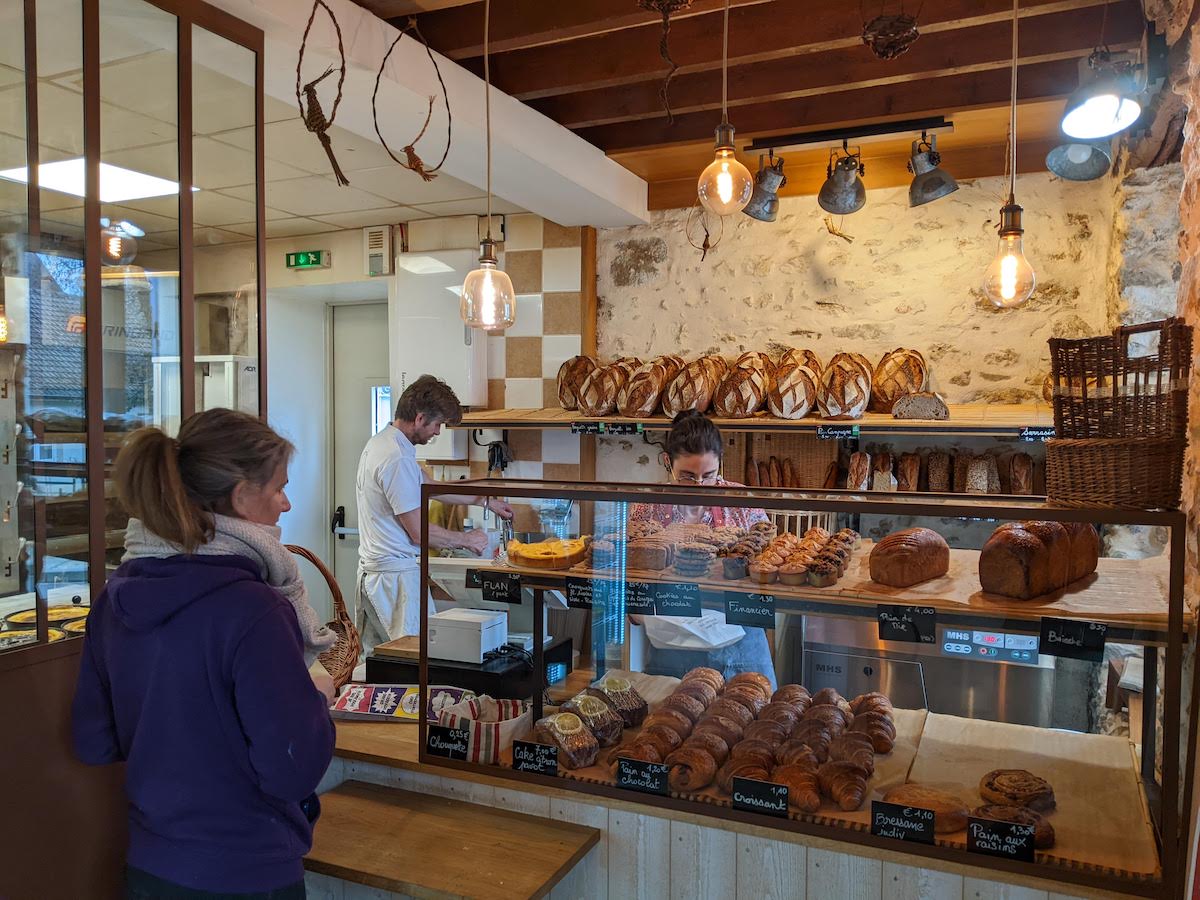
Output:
[556, 356, 597, 410]
[871, 348, 929, 412]
[713, 366, 769, 417]
[779, 348, 822, 377]
[767, 364, 819, 420]
[818, 356, 871, 420]
[870, 527, 950, 588]
[897, 453, 921, 492]
[847, 451, 872, 491]
[663, 359, 719, 416]
[577, 365, 629, 416]
[617, 362, 668, 417]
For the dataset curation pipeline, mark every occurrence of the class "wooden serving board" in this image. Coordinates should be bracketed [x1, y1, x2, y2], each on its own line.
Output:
[905, 713, 1160, 878]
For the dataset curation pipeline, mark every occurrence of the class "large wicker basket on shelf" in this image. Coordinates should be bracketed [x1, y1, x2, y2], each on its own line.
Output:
[1046, 318, 1192, 509]
[287, 544, 361, 692]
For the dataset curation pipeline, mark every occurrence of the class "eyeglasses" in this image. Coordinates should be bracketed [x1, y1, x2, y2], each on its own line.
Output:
[672, 471, 720, 485]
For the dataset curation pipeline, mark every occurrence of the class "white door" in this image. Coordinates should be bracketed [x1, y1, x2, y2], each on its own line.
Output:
[331, 302, 390, 589]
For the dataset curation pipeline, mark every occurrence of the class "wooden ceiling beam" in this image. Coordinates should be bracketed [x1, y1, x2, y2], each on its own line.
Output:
[531, 4, 1142, 130]
[460, 0, 1125, 101]
[578, 57, 1082, 152]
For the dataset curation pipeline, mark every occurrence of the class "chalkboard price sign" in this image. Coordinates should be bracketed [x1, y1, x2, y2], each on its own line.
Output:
[725, 592, 776, 627]
[967, 816, 1035, 862]
[1039, 616, 1107, 663]
[426, 725, 470, 761]
[565, 576, 594, 610]
[877, 604, 937, 644]
[871, 800, 935, 845]
[466, 569, 522, 604]
[817, 424, 859, 440]
[653, 582, 702, 618]
[511, 740, 558, 777]
[624, 581, 656, 613]
[616, 758, 669, 796]
[731, 777, 789, 818]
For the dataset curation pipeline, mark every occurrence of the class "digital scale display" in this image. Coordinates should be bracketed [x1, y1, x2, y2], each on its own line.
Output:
[940, 627, 1039, 664]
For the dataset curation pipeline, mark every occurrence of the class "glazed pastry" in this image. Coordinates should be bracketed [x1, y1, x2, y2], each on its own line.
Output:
[744, 719, 791, 746]
[533, 713, 599, 770]
[757, 702, 802, 734]
[776, 740, 821, 770]
[693, 715, 744, 748]
[637, 724, 684, 759]
[818, 760, 870, 812]
[883, 784, 969, 834]
[772, 763, 822, 813]
[561, 693, 624, 747]
[848, 711, 896, 754]
[666, 746, 719, 792]
[828, 732, 875, 776]
[849, 692, 893, 716]
[607, 741, 662, 776]
[586, 677, 648, 727]
[661, 692, 707, 724]
[683, 730, 730, 766]
[675, 678, 719, 708]
[717, 758, 771, 795]
[727, 671, 774, 697]
[643, 707, 692, 741]
[729, 738, 777, 769]
[682, 666, 725, 694]
[972, 804, 1055, 849]
[979, 769, 1056, 812]
[790, 720, 835, 762]
[704, 699, 755, 728]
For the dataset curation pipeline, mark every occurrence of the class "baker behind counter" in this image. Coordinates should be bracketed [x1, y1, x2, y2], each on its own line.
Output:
[354, 374, 513, 654]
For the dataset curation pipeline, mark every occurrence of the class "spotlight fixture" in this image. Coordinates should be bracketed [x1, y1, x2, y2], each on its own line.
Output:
[1061, 49, 1143, 140]
[742, 152, 786, 223]
[1046, 139, 1113, 181]
[696, 0, 753, 216]
[983, 0, 1036, 309]
[460, 0, 515, 331]
[907, 133, 958, 207]
[817, 141, 865, 216]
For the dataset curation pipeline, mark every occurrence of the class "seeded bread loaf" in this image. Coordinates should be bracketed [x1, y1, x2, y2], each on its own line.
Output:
[927, 452, 951, 492]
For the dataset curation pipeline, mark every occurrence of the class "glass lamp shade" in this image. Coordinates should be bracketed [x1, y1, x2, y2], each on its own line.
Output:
[698, 144, 754, 216]
[1061, 72, 1141, 140]
[983, 233, 1037, 308]
[460, 251, 515, 331]
[101, 226, 137, 265]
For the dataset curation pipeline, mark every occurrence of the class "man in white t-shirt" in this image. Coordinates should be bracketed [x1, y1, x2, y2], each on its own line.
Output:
[355, 375, 511, 652]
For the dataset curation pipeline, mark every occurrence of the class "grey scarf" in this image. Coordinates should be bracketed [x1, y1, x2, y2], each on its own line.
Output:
[123, 515, 337, 665]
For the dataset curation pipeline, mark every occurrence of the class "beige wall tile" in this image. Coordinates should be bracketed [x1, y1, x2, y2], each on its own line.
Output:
[505, 336, 543, 378]
[543, 377, 559, 408]
[543, 221, 582, 248]
[504, 249, 543, 293]
[487, 378, 505, 409]
[543, 463, 581, 482]
[543, 247, 582, 292]
[507, 429, 543, 461]
[544, 291, 583, 335]
[504, 213, 543, 251]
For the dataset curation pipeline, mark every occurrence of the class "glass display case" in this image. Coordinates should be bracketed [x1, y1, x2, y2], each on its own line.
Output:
[416, 479, 1191, 898]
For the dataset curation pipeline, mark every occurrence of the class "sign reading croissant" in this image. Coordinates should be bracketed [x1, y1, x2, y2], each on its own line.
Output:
[554, 347, 943, 422]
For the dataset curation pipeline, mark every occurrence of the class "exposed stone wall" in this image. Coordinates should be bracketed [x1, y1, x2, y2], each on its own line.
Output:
[597, 173, 1116, 404]
[1178, 22, 1200, 618]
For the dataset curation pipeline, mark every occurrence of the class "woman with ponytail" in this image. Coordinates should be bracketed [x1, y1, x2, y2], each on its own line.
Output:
[72, 409, 335, 898]
[628, 410, 777, 689]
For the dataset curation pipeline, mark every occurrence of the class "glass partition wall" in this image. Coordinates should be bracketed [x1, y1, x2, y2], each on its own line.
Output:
[0, 0, 264, 660]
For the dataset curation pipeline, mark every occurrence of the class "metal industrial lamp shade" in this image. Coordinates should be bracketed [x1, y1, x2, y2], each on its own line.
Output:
[1061, 62, 1142, 140]
[1045, 140, 1113, 181]
[743, 154, 787, 222]
[907, 135, 958, 207]
[818, 155, 866, 215]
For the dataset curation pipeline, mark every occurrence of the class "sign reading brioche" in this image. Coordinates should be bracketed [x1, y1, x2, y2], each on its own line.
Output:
[871, 348, 930, 412]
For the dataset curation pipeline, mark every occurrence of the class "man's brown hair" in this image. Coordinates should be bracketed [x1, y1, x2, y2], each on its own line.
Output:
[394, 375, 462, 426]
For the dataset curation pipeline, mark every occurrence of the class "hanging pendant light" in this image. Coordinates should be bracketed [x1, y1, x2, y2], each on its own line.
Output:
[1046, 138, 1113, 181]
[817, 140, 866, 216]
[907, 133, 958, 207]
[697, 0, 753, 216]
[460, 0, 515, 331]
[1061, 49, 1142, 140]
[982, 0, 1036, 309]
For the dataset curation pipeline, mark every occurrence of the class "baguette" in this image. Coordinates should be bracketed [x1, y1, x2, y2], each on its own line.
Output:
[768, 456, 783, 489]
[782, 458, 796, 489]
[746, 458, 760, 487]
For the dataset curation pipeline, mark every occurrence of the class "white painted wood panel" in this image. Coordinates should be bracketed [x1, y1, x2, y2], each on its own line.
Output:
[550, 798, 610, 900]
[882, 862, 963, 900]
[962, 878, 1048, 900]
[807, 848, 883, 900]
[668, 821, 737, 900]
[735, 832, 806, 900]
[608, 810, 671, 899]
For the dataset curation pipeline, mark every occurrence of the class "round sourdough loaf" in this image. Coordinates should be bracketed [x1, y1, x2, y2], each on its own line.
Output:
[767, 363, 819, 419]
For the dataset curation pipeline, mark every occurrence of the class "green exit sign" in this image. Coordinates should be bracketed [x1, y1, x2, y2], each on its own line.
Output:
[286, 250, 330, 269]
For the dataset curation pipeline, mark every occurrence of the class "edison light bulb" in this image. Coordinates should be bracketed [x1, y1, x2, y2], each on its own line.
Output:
[697, 123, 753, 217]
[460, 241, 515, 331]
[983, 233, 1036, 308]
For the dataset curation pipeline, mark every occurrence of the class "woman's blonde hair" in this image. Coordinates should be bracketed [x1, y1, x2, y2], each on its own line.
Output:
[115, 408, 294, 551]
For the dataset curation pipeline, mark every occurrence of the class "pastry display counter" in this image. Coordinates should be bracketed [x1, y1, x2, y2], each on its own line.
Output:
[413, 479, 1191, 898]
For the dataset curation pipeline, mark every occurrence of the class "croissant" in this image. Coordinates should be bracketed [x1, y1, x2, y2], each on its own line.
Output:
[665, 746, 718, 792]
[811, 687, 854, 720]
[682, 666, 725, 693]
[717, 758, 771, 794]
[661, 692, 706, 724]
[704, 699, 754, 728]
[729, 738, 777, 769]
[722, 687, 769, 717]
[643, 708, 693, 741]
[637, 724, 683, 759]
[828, 732, 876, 776]
[772, 763, 822, 813]
[777, 740, 820, 770]
[727, 672, 774, 697]
[790, 720, 835, 762]
[818, 760, 870, 812]
[758, 702, 802, 734]
[849, 711, 897, 754]
[676, 678, 719, 707]
[606, 741, 661, 775]
[803, 704, 851, 734]
[693, 715, 744, 748]
[683, 731, 730, 766]
[743, 719, 790, 746]
[772, 684, 812, 710]
[849, 691, 893, 717]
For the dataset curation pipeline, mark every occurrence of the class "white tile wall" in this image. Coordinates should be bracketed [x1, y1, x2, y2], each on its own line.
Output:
[507, 294, 544, 337]
[542, 334, 583, 378]
[543, 246, 583, 292]
[542, 429, 582, 465]
[486, 335, 506, 379]
[504, 377, 544, 409]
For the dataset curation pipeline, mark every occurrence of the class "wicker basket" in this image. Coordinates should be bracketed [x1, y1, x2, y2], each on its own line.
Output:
[287, 544, 361, 692]
[1046, 318, 1192, 510]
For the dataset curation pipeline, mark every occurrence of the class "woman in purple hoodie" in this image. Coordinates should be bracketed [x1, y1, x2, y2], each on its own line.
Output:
[72, 409, 336, 898]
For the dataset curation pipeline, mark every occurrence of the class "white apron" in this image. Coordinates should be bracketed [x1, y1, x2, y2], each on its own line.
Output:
[354, 557, 433, 655]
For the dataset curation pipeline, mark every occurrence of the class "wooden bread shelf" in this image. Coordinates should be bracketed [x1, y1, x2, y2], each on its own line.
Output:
[454, 404, 1054, 436]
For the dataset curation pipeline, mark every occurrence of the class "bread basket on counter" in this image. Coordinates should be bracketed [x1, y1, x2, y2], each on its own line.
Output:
[287, 544, 361, 692]
[1046, 317, 1192, 509]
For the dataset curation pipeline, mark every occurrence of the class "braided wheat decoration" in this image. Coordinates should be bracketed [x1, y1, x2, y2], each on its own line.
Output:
[638, 0, 694, 124]
[296, 0, 350, 186]
[372, 17, 452, 182]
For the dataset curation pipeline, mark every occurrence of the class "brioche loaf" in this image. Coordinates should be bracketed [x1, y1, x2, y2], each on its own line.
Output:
[978, 521, 1099, 600]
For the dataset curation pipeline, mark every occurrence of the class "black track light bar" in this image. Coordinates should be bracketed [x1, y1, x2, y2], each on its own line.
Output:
[745, 116, 954, 152]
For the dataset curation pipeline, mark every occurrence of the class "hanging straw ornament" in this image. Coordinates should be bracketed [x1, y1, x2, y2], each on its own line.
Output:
[861, 1, 922, 60]
[372, 17, 453, 182]
[638, 0, 695, 124]
[296, 0, 351, 186]
[685, 204, 724, 261]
